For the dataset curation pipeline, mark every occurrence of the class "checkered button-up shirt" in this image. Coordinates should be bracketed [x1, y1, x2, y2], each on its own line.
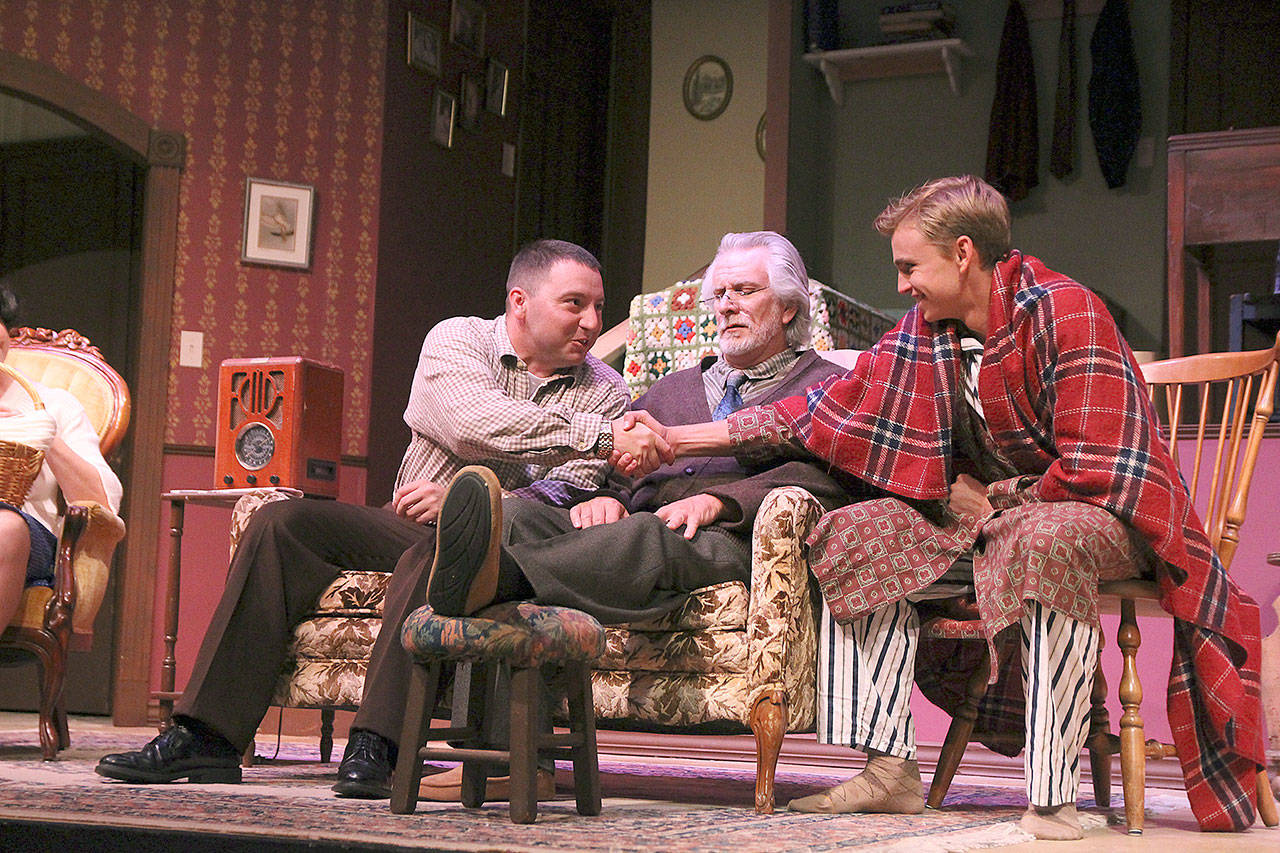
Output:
[396, 314, 629, 506]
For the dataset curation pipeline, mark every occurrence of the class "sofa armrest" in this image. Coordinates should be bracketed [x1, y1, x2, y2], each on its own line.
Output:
[64, 501, 127, 638]
[744, 486, 825, 725]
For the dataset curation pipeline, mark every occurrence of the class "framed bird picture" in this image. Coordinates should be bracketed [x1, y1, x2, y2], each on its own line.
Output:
[241, 178, 317, 270]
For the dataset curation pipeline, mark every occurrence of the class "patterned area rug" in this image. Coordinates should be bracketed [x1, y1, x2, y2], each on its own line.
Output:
[0, 729, 1101, 852]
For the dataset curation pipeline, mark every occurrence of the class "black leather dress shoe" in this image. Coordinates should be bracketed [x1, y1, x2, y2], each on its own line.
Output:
[96, 723, 241, 784]
[332, 729, 397, 799]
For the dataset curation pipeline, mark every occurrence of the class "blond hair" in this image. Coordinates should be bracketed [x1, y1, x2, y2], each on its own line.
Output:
[873, 175, 1011, 269]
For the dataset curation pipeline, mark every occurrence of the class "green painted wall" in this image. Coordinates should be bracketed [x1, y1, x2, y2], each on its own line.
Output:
[791, 0, 1170, 352]
[643, 0, 768, 294]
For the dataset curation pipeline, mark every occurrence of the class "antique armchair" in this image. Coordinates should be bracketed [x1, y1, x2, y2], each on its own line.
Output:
[0, 328, 130, 759]
[925, 333, 1280, 834]
[226, 489, 382, 764]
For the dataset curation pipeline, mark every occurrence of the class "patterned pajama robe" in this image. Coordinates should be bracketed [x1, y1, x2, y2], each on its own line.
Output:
[728, 251, 1265, 830]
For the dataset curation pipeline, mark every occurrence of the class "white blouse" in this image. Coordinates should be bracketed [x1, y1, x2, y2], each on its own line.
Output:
[0, 378, 122, 536]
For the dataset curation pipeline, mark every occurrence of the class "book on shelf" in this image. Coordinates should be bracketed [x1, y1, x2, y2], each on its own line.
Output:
[880, 1, 949, 13]
[875, 28, 957, 46]
[880, 18, 956, 36]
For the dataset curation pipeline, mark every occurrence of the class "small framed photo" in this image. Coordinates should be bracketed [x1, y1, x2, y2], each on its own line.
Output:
[460, 74, 482, 131]
[485, 59, 508, 116]
[240, 178, 316, 269]
[407, 11, 442, 76]
[450, 0, 485, 56]
[683, 55, 733, 121]
[432, 89, 457, 148]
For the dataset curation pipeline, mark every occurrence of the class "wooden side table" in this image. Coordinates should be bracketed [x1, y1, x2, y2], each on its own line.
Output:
[153, 487, 301, 727]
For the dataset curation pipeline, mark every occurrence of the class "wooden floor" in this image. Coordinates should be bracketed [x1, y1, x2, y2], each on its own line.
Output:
[0, 712, 1273, 850]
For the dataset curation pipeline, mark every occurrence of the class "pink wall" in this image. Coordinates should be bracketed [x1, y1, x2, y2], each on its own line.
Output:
[0, 0, 387, 457]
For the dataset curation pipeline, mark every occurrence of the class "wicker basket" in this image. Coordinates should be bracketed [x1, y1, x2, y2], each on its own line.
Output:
[0, 361, 46, 507]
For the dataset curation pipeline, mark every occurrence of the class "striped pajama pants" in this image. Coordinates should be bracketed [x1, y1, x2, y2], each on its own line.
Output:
[817, 597, 1099, 807]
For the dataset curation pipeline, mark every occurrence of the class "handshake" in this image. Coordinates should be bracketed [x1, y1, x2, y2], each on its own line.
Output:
[606, 411, 674, 477]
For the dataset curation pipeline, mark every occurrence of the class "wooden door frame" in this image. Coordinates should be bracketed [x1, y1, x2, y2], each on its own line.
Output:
[0, 51, 183, 726]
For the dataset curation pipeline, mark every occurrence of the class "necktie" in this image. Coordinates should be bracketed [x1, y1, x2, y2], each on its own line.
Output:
[712, 370, 748, 421]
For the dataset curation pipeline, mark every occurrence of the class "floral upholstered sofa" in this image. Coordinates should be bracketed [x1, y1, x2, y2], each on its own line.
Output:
[231, 278, 896, 810]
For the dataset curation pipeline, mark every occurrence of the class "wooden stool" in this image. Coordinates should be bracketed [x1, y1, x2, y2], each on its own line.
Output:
[390, 601, 605, 824]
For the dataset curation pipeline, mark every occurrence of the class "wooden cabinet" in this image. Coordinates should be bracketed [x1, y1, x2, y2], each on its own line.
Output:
[1167, 127, 1280, 356]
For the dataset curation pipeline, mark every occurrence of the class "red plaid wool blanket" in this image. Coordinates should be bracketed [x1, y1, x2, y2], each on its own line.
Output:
[729, 252, 1264, 830]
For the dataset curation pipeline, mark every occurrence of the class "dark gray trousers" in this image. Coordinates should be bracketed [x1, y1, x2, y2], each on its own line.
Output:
[176, 498, 429, 752]
[354, 496, 751, 747]
[501, 498, 751, 624]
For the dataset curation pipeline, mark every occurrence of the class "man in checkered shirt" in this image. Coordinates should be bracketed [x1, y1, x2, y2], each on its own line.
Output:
[97, 239, 670, 792]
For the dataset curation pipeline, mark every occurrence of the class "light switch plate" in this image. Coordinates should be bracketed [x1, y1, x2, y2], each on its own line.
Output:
[501, 143, 516, 177]
[179, 330, 204, 368]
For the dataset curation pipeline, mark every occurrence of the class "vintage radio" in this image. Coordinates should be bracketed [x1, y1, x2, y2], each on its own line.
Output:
[214, 357, 344, 497]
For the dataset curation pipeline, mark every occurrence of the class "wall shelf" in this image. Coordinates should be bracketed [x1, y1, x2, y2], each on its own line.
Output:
[803, 39, 973, 104]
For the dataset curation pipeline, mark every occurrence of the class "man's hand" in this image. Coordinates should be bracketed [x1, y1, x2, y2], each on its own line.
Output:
[393, 478, 445, 525]
[609, 415, 673, 477]
[620, 410, 668, 439]
[654, 493, 725, 539]
[569, 496, 629, 529]
[948, 473, 993, 520]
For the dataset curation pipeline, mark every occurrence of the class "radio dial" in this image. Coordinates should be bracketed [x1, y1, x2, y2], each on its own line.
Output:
[234, 423, 276, 470]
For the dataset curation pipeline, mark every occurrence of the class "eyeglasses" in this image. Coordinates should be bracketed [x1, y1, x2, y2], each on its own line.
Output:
[699, 285, 768, 309]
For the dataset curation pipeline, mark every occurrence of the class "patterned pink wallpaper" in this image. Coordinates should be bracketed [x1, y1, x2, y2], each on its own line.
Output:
[0, 0, 386, 456]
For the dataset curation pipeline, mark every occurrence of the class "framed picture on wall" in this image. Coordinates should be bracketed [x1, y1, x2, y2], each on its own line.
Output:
[241, 178, 316, 270]
[460, 74, 482, 131]
[450, 0, 485, 56]
[485, 59, 508, 116]
[432, 89, 457, 148]
[682, 55, 733, 121]
[407, 11, 442, 76]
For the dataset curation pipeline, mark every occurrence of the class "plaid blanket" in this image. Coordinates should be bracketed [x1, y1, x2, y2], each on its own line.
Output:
[729, 252, 1264, 830]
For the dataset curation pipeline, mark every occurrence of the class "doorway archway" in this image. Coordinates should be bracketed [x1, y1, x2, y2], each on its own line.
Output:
[1, 50, 182, 725]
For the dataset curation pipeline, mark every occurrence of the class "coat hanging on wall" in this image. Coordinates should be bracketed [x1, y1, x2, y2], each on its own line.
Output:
[1088, 0, 1142, 189]
[1049, 0, 1077, 179]
[985, 0, 1039, 202]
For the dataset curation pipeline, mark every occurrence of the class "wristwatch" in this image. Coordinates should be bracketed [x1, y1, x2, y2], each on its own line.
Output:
[593, 426, 614, 459]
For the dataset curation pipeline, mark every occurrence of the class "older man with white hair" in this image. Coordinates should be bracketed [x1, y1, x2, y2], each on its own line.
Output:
[412, 232, 865, 803]
[431, 231, 863, 625]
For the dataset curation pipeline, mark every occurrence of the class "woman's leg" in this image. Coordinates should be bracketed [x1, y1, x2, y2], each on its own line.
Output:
[0, 510, 32, 629]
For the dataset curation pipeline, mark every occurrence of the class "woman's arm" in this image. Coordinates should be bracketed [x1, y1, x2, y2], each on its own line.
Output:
[39, 390, 121, 510]
[41, 435, 111, 505]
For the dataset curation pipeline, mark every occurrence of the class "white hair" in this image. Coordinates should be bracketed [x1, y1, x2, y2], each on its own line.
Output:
[702, 231, 811, 349]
